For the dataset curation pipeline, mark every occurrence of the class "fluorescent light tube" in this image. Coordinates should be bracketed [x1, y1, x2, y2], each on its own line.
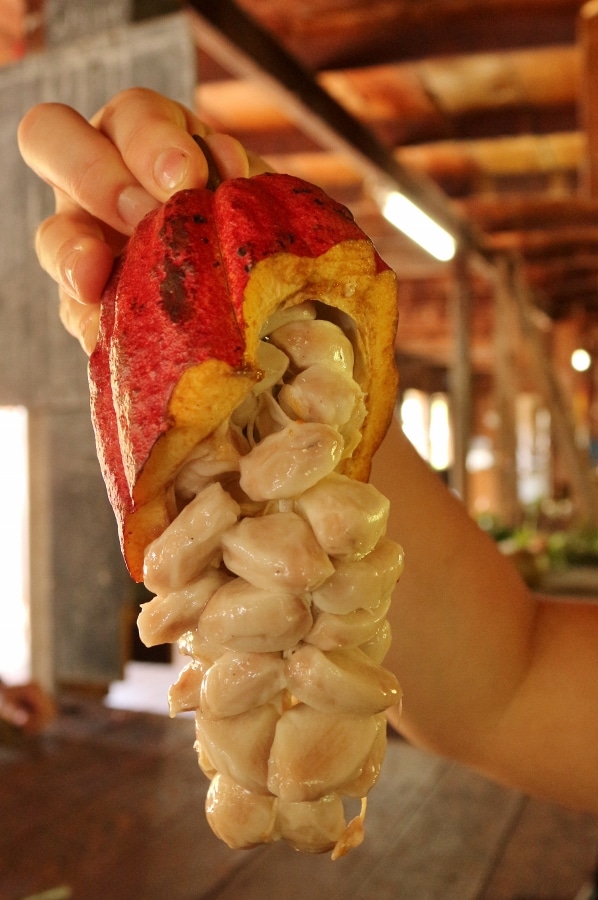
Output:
[379, 189, 457, 262]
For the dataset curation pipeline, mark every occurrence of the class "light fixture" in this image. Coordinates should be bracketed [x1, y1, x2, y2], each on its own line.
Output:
[571, 348, 591, 372]
[372, 184, 458, 262]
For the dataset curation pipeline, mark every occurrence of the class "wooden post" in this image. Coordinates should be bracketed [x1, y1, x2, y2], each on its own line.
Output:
[449, 251, 474, 506]
[492, 257, 521, 527]
[27, 410, 55, 691]
[578, 1, 598, 197]
[508, 258, 598, 526]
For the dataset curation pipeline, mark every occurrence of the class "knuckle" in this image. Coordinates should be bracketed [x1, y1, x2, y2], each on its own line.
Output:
[34, 214, 60, 262]
[66, 151, 119, 212]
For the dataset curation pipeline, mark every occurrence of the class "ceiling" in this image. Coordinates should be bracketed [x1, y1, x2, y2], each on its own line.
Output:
[183, 0, 598, 371]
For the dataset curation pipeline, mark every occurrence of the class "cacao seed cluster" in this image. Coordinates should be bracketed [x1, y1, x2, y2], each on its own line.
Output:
[137, 303, 403, 857]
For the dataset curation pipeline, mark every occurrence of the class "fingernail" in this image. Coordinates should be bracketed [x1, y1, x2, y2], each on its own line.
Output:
[62, 248, 80, 299]
[79, 306, 101, 357]
[117, 185, 160, 229]
[154, 148, 191, 192]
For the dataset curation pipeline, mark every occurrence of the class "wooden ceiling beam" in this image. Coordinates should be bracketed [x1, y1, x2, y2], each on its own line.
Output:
[248, 131, 584, 202]
[197, 45, 580, 149]
[187, 0, 480, 252]
[460, 193, 598, 231]
[335, 45, 579, 130]
[189, 0, 598, 324]
[238, 0, 587, 68]
[400, 133, 583, 181]
[525, 255, 598, 277]
[486, 225, 598, 254]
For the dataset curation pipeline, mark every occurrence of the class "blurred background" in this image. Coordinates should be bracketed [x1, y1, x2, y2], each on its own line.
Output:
[3, 3, 598, 898]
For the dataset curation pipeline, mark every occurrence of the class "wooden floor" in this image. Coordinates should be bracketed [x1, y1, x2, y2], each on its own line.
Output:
[2, 697, 598, 900]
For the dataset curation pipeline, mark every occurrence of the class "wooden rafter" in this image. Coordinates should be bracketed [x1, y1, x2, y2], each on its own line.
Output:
[198, 45, 580, 146]
[186, 0, 482, 251]
[237, 0, 587, 67]
[187, 0, 598, 361]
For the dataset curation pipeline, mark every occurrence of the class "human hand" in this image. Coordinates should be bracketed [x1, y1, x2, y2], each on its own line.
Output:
[17, 87, 271, 354]
[0, 681, 56, 735]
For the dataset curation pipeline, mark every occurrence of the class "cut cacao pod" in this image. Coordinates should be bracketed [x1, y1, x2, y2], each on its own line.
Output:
[89, 173, 399, 581]
[88, 172, 402, 857]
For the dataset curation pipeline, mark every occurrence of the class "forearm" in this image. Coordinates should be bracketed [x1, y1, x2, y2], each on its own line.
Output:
[370, 418, 598, 813]
[370, 417, 537, 758]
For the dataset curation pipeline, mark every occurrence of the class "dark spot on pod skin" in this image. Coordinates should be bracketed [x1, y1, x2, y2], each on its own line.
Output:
[238, 246, 248, 257]
[159, 264, 192, 324]
[244, 263, 252, 273]
[193, 214, 207, 224]
[313, 197, 325, 206]
[129, 295, 146, 315]
[159, 216, 190, 249]
[213, 261, 221, 268]
[292, 187, 313, 195]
